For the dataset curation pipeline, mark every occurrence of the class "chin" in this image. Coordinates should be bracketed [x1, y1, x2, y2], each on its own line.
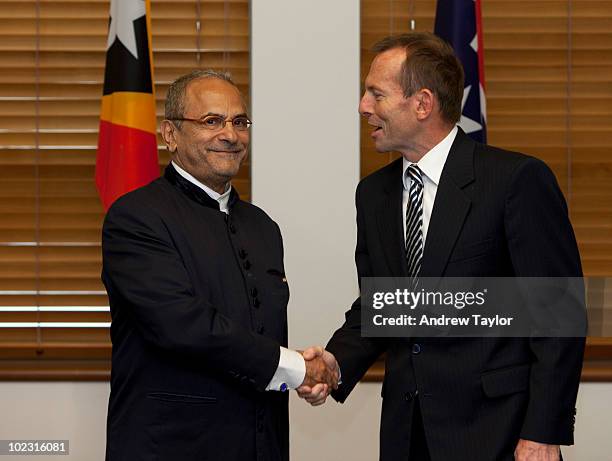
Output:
[216, 165, 242, 179]
[374, 143, 391, 153]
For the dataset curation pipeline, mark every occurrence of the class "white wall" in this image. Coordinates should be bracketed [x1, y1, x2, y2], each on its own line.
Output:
[251, 0, 360, 347]
[0, 382, 611, 461]
[0, 382, 108, 461]
[250, 1, 374, 458]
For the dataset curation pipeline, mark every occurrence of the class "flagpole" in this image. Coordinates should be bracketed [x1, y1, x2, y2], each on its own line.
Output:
[196, 0, 202, 65]
[566, 0, 573, 209]
[408, 0, 416, 31]
[224, 0, 230, 72]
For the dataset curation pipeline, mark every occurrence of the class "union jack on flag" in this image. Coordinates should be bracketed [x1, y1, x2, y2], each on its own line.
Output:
[434, 0, 487, 143]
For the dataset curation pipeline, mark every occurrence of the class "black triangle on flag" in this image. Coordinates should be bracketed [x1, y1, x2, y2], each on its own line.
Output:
[103, 15, 153, 95]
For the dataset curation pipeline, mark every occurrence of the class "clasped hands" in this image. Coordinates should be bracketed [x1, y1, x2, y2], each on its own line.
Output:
[297, 346, 339, 406]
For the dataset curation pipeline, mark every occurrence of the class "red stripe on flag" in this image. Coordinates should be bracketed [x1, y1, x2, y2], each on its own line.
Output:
[96, 120, 159, 210]
[475, 0, 486, 90]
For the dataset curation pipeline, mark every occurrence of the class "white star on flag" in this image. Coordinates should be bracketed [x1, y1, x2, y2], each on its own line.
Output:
[459, 85, 483, 134]
[470, 33, 478, 53]
[106, 0, 146, 59]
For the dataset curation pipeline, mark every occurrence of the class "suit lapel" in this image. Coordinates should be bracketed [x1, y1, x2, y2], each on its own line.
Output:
[377, 159, 409, 276]
[421, 129, 475, 276]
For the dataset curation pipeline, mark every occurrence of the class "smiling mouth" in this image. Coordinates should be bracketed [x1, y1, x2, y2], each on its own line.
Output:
[208, 149, 242, 154]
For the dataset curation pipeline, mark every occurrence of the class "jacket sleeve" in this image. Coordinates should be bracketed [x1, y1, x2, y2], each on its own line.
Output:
[326, 182, 388, 402]
[102, 198, 281, 392]
[504, 157, 585, 445]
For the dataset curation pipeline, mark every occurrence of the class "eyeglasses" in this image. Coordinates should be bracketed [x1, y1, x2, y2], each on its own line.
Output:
[171, 115, 252, 132]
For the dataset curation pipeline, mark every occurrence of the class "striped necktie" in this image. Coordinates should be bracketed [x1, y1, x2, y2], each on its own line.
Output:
[405, 164, 424, 283]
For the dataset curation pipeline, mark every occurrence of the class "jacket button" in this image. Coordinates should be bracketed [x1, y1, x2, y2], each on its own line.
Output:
[243, 260, 251, 270]
[251, 287, 258, 297]
[412, 343, 421, 354]
[239, 249, 247, 259]
[253, 298, 261, 308]
[229, 224, 237, 234]
[405, 391, 414, 401]
[257, 325, 265, 334]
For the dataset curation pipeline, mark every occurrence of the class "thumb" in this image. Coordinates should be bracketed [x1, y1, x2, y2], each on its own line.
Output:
[302, 346, 324, 361]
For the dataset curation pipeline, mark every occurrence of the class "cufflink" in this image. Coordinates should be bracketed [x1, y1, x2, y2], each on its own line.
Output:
[279, 383, 288, 392]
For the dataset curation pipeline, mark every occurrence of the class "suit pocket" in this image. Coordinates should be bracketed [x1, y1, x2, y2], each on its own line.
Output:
[481, 363, 530, 398]
[449, 238, 496, 263]
[146, 391, 217, 404]
[146, 391, 219, 460]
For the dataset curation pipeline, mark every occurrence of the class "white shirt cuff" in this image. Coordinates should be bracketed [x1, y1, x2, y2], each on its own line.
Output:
[265, 347, 306, 391]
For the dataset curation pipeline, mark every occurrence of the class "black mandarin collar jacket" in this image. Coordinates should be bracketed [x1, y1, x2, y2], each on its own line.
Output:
[103, 164, 290, 461]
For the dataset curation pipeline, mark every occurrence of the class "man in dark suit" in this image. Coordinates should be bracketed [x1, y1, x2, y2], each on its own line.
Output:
[298, 33, 584, 461]
[102, 70, 337, 461]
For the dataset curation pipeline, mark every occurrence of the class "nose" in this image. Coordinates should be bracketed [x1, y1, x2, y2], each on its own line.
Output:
[359, 92, 373, 118]
[217, 121, 239, 143]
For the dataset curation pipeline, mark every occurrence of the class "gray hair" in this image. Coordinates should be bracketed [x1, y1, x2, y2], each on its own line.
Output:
[164, 69, 238, 129]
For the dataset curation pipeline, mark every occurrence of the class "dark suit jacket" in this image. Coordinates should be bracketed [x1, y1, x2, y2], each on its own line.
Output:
[103, 165, 290, 461]
[327, 129, 585, 461]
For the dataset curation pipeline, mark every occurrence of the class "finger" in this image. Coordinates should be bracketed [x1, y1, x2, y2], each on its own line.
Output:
[301, 383, 324, 401]
[322, 351, 338, 369]
[302, 346, 325, 361]
[305, 391, 324, 402]
[323, 371, 338, 390]
[296, 386, 312, 397]
[329, 370, 339, 390]
[311, 395, 328, 406]
[306, 392, 326, 404]
[309, 383, 327, 396]
[304, 384, 327, 402]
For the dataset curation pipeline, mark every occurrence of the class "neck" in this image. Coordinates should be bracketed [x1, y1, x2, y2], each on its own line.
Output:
[400, 123, 454, 163]
[172, 158, 229, 195]
[207, 181, 230, 195]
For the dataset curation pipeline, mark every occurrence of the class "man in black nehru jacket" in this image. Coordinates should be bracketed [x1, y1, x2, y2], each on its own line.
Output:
[102, 70, 338, 461]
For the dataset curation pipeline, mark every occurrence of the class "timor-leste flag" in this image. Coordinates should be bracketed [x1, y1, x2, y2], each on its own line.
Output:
[96, 0, 159, 210]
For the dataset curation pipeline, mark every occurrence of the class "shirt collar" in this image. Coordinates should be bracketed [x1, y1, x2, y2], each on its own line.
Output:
[171, 161, 232, 212]
[402, 126, 458, 189]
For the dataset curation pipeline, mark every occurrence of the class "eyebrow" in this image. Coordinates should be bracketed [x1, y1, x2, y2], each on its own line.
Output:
[197, 112, 249, 119]
[365, 85, 384, 94]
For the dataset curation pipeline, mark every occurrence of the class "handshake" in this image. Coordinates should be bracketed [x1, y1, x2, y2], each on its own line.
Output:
[297, 346, 340, 406]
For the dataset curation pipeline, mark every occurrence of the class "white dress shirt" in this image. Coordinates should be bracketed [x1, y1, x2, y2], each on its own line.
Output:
[171, 161, 306, 391]
[402, 126, 458, 245]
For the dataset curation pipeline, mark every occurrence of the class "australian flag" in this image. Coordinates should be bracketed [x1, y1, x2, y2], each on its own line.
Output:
[434, 0, 487, 143]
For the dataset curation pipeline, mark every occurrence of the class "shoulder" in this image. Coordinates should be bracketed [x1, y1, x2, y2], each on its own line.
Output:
[233, 200, 281, 233]
[475, 142, 551, 176]
[104, 177, 177, 229]
[356, 157, 403, 196]
[472, 143, 559, 194]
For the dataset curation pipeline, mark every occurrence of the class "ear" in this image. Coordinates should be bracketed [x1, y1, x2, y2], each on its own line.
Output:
[160, 119, 178, 153]
[414, 89, 434, 121]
